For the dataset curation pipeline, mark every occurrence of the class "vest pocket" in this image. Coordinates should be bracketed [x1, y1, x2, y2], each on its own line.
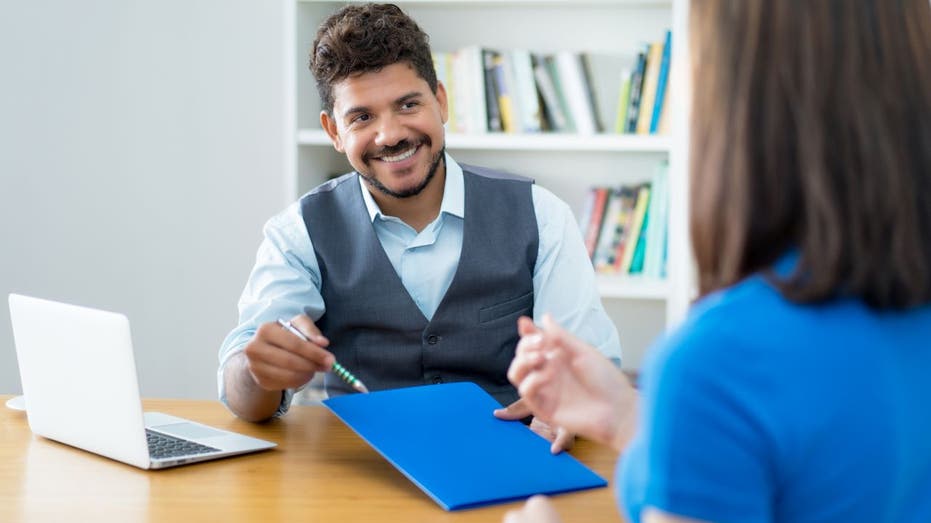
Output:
[478, 291, 534, 324]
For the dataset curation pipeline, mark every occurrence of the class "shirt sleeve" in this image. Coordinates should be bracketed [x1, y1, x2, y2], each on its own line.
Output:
[217, 201, 326, 417]
[530, 184, 622, 363]
[633, 316, 777, 522]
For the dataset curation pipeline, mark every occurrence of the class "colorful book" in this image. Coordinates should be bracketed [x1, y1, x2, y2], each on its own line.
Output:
[492, 53, 518, 133]
[606, 186, 639, 273]
[649, 30, 672, 134]
[593, 188, 625, 271]
[636, 41, 664, 135]
[619, 185, 651, 273]
[583, 187, 610, 258]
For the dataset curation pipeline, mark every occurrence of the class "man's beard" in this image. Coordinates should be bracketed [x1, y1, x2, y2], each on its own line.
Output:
[359, 144, 446, 199]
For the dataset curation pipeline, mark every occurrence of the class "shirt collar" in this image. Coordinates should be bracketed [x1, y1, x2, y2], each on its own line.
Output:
[357, 152, 465, 223]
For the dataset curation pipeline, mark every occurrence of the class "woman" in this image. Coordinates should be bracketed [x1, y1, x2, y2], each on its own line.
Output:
[505, 1, 931, 522]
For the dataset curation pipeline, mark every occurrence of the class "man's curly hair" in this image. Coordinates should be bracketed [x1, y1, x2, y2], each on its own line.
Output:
[310, 3, 438, 115]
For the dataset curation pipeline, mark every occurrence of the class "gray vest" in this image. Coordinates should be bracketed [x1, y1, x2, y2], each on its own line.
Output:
[300, 165, 538, 406]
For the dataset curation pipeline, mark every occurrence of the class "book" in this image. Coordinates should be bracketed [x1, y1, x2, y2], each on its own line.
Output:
[649, 30, 672, 134]
[614, 69, 632, 134]
[492, 52, 518, 133]
[583, 187, 610, 258]
[576, 187, 598, 238]
[593, 188, 625, 271]
[323, 382, 607, 511]
[452, 46, 487, 135]
[510, 49, 543, 133]
[636, 41, 664, 135]
[482, 49, 503, 132]
[605, 186, 639, 273]
[624, 50, 647, 133]
[541, 54, 577, 133]
[643, 162, 669, 278]
[555, 51, 599, 135]
[579, 53, 604, 133]
[628, 201, 650, 274]
[619, 185, 651, 273]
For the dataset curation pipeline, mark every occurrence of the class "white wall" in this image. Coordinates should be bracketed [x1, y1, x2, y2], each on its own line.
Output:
[0, 1, 287, 399]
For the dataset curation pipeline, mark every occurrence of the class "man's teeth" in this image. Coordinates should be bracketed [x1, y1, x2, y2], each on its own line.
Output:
[381, 146, 417, 163]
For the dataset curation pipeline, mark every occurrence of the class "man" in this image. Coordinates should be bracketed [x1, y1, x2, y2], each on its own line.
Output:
[218, 4, 620, 448]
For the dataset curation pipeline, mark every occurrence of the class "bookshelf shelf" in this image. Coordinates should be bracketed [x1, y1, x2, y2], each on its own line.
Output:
[596, 275, 670, 300]
[297, 129, 671, 153]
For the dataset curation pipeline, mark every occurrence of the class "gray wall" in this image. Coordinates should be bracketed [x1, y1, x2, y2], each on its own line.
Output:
[0, 1, 287, 399]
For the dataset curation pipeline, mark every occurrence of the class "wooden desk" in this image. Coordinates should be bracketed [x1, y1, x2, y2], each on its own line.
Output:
[0, 395, 621, 522]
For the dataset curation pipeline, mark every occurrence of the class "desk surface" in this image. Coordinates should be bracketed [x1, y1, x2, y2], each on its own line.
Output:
[1, 395, 621, 522]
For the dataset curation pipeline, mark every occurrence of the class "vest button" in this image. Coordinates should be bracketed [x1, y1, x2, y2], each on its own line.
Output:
[427, 334, 439, 345]
[432, 376, 443, 384]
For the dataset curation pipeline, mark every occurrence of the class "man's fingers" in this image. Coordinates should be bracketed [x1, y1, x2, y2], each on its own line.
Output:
[289, 314, 330, 346]
[493, 397, 532, 420]
[259, 321, 335, 369]
[245, 336, 320, 373]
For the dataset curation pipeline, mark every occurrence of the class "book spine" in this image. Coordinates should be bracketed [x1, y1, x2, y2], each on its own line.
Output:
[492, 53, 518, 133]
[625, 50, 647, 133]
[544, 55, 577, 133]
[619, 185, 651, 273]
[614, 69, 632, 134]
[593, 188, 624, 272]
[649, 30, 672, 134]
[511, 49, 543, 133]
[643, 162, 669, 278]
[636, 41, 664, 135]
[583, 187, 609, 259]
[579, 53, 604, 133]
[556, 51, 598, 135]
[482, 49, 503, 132]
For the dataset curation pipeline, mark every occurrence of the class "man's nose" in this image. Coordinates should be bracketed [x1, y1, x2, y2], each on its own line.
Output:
[374, 113, 406, 147]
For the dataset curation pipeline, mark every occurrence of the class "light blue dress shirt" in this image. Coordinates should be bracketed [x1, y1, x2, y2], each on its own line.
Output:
[218, 154, 621, 408]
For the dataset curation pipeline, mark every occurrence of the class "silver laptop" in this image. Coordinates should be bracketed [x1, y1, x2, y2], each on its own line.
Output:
[8, 293, 276, 469]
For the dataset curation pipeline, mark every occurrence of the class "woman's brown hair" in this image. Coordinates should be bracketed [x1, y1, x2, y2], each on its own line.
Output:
[689, 0, 931, 309]
[310, 3, 437, 115]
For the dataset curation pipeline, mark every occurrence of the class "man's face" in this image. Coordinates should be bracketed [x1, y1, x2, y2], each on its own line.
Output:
[321, 62, 448, 199]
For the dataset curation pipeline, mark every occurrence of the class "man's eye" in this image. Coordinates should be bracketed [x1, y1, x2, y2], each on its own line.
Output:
[352, 114, 370, 124]
[401, 102, 419, 110]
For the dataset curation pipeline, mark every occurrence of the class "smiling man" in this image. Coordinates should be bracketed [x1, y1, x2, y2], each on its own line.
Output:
[218, 4, 621, 442]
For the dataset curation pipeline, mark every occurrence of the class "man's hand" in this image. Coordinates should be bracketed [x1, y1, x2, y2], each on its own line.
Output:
[224, 314, 335, 422]
[494, 397, 575, 454]
[503, 495, 562, 523]
[243, 314, 335, 391]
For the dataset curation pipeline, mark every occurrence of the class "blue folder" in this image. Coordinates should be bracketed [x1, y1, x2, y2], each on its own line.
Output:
[322, 381, 607, 511]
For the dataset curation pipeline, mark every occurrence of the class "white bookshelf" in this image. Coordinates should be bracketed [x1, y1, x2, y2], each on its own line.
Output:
[286, 0, 691, 369]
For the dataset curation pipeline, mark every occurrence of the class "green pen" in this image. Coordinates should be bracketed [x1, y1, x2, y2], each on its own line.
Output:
[276, 318, 369, 393]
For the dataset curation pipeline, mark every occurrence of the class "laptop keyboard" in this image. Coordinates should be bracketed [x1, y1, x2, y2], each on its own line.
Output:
[146, 429, 220, 460]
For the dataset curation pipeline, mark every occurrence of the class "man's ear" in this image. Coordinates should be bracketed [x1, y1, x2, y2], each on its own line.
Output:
[320, 110, 343, 152]
[436, 81, 449, 125]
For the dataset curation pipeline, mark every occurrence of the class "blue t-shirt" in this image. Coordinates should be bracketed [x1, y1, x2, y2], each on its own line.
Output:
[619, 265, 931, 523]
